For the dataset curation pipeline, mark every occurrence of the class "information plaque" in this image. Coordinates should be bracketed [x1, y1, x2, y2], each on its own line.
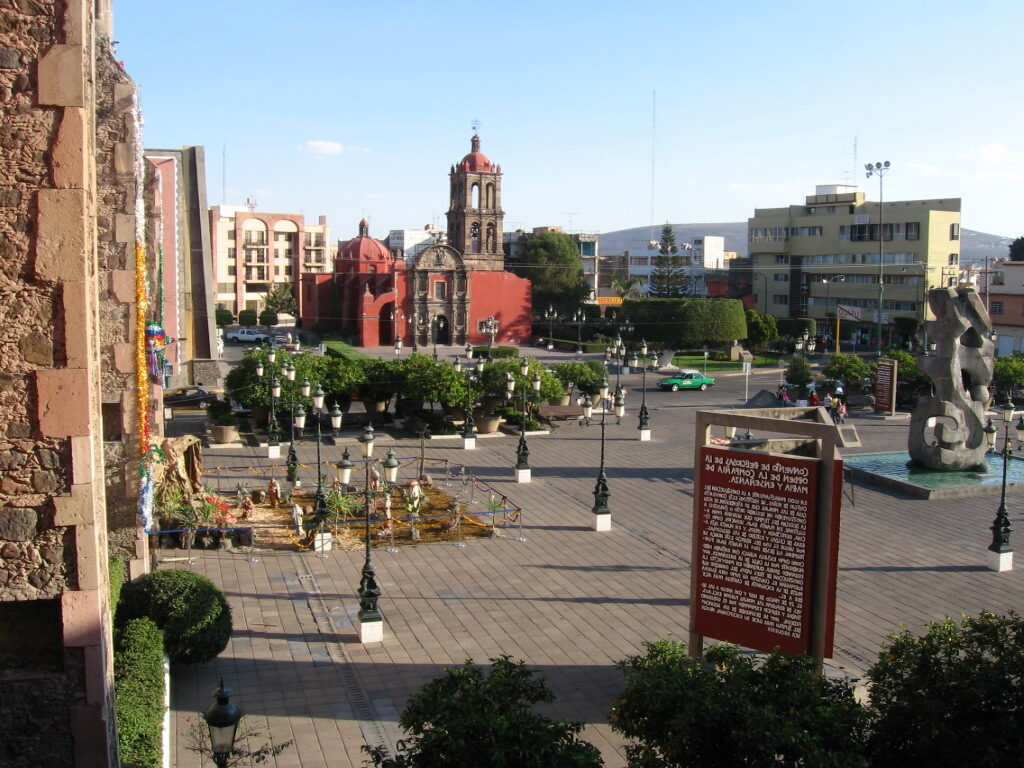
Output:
[874, 358, 897, 414]
[693, 446, 837, 656]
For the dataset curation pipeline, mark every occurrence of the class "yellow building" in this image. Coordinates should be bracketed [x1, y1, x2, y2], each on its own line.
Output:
[746, 185, 961, 348]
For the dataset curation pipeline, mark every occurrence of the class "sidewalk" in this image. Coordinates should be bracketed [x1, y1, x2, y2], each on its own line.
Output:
[164, 359, 1024, 768]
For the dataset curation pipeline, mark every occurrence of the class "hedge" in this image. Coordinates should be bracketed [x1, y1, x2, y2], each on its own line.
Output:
[117, 569, 232, 665]
[622, 298, 747, 347]
[115, 618, 165, 768]
[258, 309, 278, 326]
[108, 557, 125, 621]
[237, 309, 258, 327]
[470, 345, 518, 359]
[214, 308, 234, 326]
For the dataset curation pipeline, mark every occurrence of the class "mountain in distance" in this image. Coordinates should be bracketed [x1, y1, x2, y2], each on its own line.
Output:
[598, 223, 1013, 266]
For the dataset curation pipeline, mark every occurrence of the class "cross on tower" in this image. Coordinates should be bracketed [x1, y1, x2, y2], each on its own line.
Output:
[471, 118, 482, 133]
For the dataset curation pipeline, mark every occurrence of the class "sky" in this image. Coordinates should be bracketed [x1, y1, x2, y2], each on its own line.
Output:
[116, 0, 1024, 242]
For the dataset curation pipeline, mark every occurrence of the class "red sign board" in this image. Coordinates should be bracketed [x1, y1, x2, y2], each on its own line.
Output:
[874, 358, 897, 414]
[693, 447, 837, 656]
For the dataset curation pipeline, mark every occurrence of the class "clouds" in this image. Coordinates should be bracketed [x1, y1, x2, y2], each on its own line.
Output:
[959, 143, 1021, 167]
[298, 140, 371, 155]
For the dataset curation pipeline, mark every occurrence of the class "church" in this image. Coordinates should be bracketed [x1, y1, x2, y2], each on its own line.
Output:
[299, 135, 532, 347]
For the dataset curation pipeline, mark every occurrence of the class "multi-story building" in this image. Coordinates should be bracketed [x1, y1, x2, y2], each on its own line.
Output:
[386, 226, 443, 265]
[503, 226, 601, 300]
[982, 260, 1024, 355]
[746, 185, 961, 347]
[209, 205, 331, 318]
[624, 234, 728, 297]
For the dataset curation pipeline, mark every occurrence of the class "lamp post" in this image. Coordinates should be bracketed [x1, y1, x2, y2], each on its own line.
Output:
[394, 335, 403, 357]
[462, 367, 478, 450]
[431, 315, 440, 361]
[282, 360, 298, 488]
[255, 353, 282, 459]
[987, 400, 1015, 572]
[592, 378, 611, 531]
[411, 309, 420, 353]
[865, 160, 891, 355]
[543, 305, 558, 350]
[514, 367, 540, 483]
[638, 340, 651, 441]
[573, 307, 585, 354]
[356, 424, 383, 642]
[204, 679, 242, 768]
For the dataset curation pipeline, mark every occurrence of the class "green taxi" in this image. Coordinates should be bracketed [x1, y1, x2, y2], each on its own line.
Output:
[656, 370, 715, 392]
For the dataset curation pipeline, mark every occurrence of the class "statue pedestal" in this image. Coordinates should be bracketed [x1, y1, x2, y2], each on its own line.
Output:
[638, 428, 651, 441]
[593, 513, 611, 532]
[988, 549, 1013, 572]
[515, 468, 531, 483]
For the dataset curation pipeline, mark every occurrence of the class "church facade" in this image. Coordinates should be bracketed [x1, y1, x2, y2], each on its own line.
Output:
[299, 135, 532, 347]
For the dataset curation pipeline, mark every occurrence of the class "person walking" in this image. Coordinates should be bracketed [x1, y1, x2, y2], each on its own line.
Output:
[837, 400, 848, 424]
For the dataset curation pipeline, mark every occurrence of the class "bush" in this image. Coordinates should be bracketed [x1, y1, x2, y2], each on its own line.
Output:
[115, 618, 166, 768]
[237, 309, 258, 327]
[214, 308, 234, 326]
[867, 611, 1024, 768]
[785, 355, 814, 393]
[823, 352, 871, 384]
[109, 556, 126, 620]
[611, 640, 867, 768]
[471, 345, 518, 359]
[364, 656, 602, 767]
[258, 308, 278, 326]
[117, 569, 232, 665]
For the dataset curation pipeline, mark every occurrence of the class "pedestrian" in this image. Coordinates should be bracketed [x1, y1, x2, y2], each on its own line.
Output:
[822, 392, 833, 412]
[808, 391, 820, 407]
[829, 396, 840, 423]
[780, 388, 791, 406]
[837, 401, 848, 424]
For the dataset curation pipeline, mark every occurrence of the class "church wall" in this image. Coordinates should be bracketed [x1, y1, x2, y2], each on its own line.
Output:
[467, 272, 532, 344]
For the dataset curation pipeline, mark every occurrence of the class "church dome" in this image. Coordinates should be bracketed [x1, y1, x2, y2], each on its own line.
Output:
[340, 219, 390, 262]
[457, 134, 496, 173]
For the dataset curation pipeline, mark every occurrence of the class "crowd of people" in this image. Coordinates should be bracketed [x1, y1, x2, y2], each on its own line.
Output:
[776, 383, 847, 423]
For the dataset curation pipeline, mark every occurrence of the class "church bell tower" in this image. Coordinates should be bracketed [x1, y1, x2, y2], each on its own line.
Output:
[446, 134, 505, 271]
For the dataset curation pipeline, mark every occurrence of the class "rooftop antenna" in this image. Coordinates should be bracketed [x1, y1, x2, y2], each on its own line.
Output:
[648, 90, 659, 249]
[562, 212, 578, 231]
[245, 196, 257, 212]
[853, 133, 859, 187]
[221, 145, 226, 205]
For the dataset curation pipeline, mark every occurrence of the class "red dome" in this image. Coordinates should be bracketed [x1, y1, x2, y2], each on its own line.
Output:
[457, 134, 496, 173]
[340, 218, 390, 262]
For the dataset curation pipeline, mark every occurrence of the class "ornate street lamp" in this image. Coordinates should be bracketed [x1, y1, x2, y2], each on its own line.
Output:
[592, 377, 611, 531]
[204, 679, 242, 768]
[394, 336, 403, 357]
[573, 307, 585, 354]
[865, 160, 892, 354]
[356, 424, 383, 642]
[482, 315, 499, 349]
[543, 305, 558, 349]
[412, 310, 420, 352]
[988, 399, 1015, 572]
[638, 341, 651, 441]
[336, 447, 354, 488]
[462, 369, 478, 450]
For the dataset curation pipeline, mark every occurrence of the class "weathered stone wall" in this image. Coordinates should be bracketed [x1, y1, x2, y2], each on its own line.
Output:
[0, 1, 134, 765]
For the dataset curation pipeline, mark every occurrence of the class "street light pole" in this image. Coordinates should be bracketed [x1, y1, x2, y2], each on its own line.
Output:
[988, 399, 1015, 572]
[592, 378, 611, 531]
[638, 340, 651, 441]
[866, 160, 891, 355]
[356, 425, 383, 642]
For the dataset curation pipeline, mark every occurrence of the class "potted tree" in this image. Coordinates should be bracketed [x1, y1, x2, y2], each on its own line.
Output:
[210, 410, 239, 444]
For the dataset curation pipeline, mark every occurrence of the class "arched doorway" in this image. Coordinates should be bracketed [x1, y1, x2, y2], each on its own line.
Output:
[379, 303, 395, 347]
[432, 314, 450, 345]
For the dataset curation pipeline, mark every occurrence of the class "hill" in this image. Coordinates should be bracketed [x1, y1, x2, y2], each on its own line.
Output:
[598, 223, 1012, 266]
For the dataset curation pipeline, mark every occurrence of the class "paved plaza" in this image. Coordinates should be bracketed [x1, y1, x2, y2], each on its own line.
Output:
[165, 347, 1024, 767]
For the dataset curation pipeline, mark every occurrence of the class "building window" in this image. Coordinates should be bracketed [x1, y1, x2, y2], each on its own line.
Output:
[227, 265, 235, 276]
[629, 256, 648, 266]
[773, 273, 789, 282]
[225, 229, 235, 241]
[950, 223, 960, 241]
[905, 222, 920, 240]
[991, 301, 1004, 315]
[244, 231, 267, 246]
[434, 280, 447, 300]
[227, 248, 236, 259]
[948, 253, 959, 266]
[774, 255, 788, 264]
[773, 294, 789, 305]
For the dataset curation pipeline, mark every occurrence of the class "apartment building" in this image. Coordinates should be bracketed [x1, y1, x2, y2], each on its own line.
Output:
[746, 185, 961, 346]
[983, 260, 1024, 355]
[624, 234, 727, 297]
[209, 205, 331, 315]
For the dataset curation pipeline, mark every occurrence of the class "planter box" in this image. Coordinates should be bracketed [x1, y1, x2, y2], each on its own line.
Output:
[473, 414, 502, 434]
[549, 395, 571, 406]
[210, 424, 239, 444]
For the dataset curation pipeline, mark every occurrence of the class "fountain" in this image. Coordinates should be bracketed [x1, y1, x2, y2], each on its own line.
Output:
[846, 287, 1024, 498]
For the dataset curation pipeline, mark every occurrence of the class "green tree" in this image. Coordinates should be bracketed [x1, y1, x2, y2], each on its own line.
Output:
[258, 308, 278, 327]
[610, 275, 644, 299]
[744, 309, 779, 349]
[364, 656, 603, 768]
[993, 354, 1024, 393]
[785, 355, 814, 395]
[611, 640, 868, 768]
[867, 612, 1024, 768]
[1009, 236, 1024, 262]
[509, 231, 589, 313]
[264, 282, 298, 315]
[823, 352, 871, 384]
[649, 223, 688, 298]
[883, 349, 929, 389]
[237, 309, 257, 327]
[623, 298, 747, 349]
[214, 308, 234, 326]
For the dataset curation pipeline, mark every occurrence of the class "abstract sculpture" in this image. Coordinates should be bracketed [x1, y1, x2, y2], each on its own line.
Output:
[908, 287, 994, 471]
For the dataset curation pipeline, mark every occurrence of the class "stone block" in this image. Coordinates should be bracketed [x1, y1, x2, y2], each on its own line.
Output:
[0, 508, 38, 541]
[113, 142, 133, 175]
[38, 45, 84, 107]
[19, 331, 54, 366]
[113, 83, 135, 115]
[52, 108, 88, 189]
[114, 213, 134, 244]
[36, 189, 87, 282]
[109, 270, 134, 303]
[61, 589, 102, 647]
[36, 369, 91, 437]
[0, 188, 21, 206]
[62, 280, 91, 369]
[0, 45, 21, 69]
[112, 343, 133, 373]
[62, 0, 88, 46]
[70, 436, 94, 486]
[53, 485, 93, 526]
[75, 522, 101, 591]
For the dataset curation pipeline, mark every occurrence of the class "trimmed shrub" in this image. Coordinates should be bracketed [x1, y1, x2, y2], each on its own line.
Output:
[117, 569, 232, 665]
[258, 308, 278, 326]
[115, 618, 165, 768]
[214, 308, 234, 326]
[470, 345, 518, 359]
[237, 309, 258, 327]
[109, 556, 126, 620]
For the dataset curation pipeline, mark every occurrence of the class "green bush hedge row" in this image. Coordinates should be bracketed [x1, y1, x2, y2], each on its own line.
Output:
[115, 618, 165, 768]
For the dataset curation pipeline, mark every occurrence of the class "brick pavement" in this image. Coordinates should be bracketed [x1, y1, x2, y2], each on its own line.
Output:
[165, 349, 1024, 767]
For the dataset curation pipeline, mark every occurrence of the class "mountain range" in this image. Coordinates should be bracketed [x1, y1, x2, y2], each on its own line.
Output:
[598, 223, 1013, 267]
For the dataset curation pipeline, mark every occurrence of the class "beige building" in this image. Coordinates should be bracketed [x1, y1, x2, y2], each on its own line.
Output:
[747, 185, 961, 347]
[982, 260, 1024, 355]
[210, 205, 332, 316]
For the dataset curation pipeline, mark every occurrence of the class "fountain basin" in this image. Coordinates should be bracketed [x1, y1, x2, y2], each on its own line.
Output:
[845, 451, 1024, 499]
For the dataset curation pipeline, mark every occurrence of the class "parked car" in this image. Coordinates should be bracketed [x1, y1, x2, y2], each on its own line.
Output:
[163, 386, 220, 409]
[224, 327, 270, 344]
[657, 370, 716, 392]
